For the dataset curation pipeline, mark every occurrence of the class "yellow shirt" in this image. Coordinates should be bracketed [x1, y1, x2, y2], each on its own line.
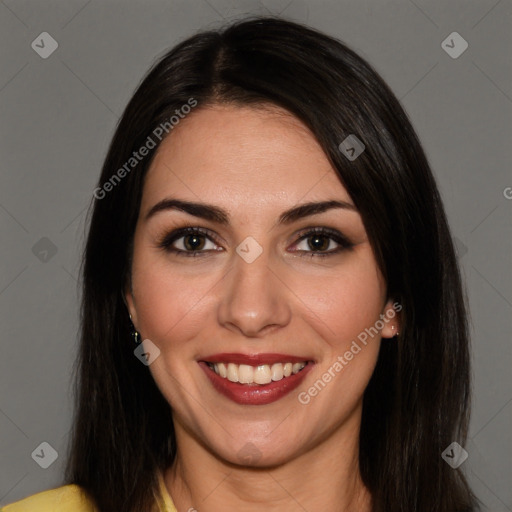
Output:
[1, 470, 177, 512]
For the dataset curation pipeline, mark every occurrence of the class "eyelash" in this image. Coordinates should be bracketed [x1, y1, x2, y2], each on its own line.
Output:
[156, 226, 354, 258]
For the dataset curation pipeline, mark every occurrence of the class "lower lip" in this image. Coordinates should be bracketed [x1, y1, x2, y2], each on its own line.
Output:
[198, 361, 314, 405]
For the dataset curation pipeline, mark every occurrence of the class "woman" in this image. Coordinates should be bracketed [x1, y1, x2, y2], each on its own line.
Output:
[2, 16, 480, 512]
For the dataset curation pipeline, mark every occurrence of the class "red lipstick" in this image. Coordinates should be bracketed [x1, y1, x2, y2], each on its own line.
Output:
[198, 353, 315, 406]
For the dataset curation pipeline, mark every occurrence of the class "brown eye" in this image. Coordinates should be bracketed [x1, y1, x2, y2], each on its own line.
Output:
[182, 233, 206, 251]
[158, 227, 221, 257]
[291, 227, 354, 258]
[305, 234, 331, 252]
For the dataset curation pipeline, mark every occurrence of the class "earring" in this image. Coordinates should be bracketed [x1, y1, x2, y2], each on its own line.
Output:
[129, 314, 142, 345]
[391, 325, 400, 338]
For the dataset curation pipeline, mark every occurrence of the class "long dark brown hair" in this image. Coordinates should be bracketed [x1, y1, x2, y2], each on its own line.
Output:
[65, 16, 480, 511]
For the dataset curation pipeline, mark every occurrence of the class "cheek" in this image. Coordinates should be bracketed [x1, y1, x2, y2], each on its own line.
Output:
[292, 255, 386, 350]
[130, 255, 215, 349]
[294, 271, 384, 414]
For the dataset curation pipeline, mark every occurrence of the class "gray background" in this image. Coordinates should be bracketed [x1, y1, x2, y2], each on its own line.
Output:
[0, 0, 511, 509]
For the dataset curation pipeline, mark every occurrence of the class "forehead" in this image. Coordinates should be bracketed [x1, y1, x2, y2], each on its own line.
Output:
[142, 104, 352, 213]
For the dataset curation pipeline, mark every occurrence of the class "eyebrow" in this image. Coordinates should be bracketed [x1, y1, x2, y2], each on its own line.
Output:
[144, 198, 357, 225]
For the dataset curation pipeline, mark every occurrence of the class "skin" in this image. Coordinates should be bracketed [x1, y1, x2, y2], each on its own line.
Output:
[125, 104, 400, 512]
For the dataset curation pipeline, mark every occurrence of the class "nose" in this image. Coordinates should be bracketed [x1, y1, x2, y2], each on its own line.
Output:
[216, 249, 292, 338]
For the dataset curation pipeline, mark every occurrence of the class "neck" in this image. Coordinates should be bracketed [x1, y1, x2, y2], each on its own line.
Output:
[164, 408, 372, 512]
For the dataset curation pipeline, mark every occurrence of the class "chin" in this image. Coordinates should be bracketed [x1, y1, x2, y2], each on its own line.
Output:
[213, 437, 303, 469]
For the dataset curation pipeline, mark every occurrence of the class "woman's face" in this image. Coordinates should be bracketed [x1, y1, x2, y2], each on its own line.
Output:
[126, 104, 399, 467]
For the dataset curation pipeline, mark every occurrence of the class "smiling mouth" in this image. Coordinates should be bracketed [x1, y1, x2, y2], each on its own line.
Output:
[204, 361, 308, 386]
[199, 356, 315, 405]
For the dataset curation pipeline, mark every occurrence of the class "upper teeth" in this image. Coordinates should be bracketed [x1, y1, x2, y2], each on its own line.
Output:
[207, 362, 307, 385]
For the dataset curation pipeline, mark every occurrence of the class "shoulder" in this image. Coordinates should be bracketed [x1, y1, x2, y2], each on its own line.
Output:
[1, 484, 96, 512]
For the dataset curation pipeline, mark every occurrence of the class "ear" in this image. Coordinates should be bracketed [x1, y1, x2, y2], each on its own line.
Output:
[380, 298, 401, 339]
[123, 280, 137, 326]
